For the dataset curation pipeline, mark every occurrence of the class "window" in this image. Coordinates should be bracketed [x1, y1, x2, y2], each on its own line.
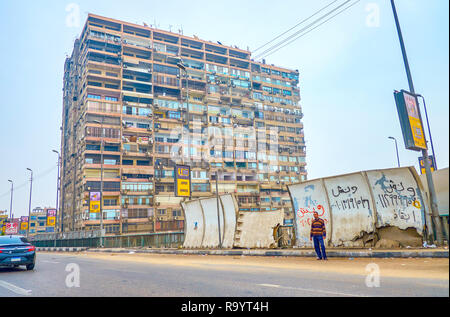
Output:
[88, 94, 101, 100]
[137, 123, 150, 129]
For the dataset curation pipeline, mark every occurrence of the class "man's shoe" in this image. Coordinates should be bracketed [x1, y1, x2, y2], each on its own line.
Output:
[316, 258, 322, 260]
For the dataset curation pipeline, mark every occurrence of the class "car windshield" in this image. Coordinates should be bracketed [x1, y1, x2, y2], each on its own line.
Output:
[0, 236, 30, 246]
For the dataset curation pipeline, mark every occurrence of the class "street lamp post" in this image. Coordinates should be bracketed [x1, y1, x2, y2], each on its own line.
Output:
[93, 119, 105, 247]
[7, 180, 13, 220]
[388, 136, 400, 168]
[52, 150, 61, 247]
[26, 168, 33, 238]
[215, 170, 222, 248]
[177, 61, 190, 163]
[391, 0, 443, 244]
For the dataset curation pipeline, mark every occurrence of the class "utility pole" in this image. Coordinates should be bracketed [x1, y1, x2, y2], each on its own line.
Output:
[7, 180, 13, 220]
[216, 170, 222, 248]
[391, 0, 443, 244]
[94, 119, 105, 247]
[26, 168, 33, 238]
[53, 150, 61, 247]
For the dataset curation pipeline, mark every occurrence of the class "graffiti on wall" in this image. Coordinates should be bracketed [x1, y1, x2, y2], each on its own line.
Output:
[288, 167, 427, 247]
[368, 170, 424, 232]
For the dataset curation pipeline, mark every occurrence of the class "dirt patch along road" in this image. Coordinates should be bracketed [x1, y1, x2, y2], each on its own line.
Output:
[52, 251, 449, 280]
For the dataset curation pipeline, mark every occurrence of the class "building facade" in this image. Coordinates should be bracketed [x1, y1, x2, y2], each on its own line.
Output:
[60, 14, 306, 235]
[29, 207, 57, 236]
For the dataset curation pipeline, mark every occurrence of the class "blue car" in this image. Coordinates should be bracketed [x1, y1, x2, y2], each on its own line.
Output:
[0, 235, 36, 270]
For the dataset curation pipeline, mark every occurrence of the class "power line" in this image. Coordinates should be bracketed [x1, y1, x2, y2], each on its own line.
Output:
[252, 0, 339, 53]
[254, 0, 352, 59]
[0, 165, 57, 200]
[257, 0, 361, 60]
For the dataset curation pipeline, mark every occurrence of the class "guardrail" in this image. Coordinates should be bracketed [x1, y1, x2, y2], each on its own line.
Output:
[29, 231, 184, 249]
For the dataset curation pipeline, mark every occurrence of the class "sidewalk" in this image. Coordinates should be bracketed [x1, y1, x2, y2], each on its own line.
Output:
[36, 246, 449, 258]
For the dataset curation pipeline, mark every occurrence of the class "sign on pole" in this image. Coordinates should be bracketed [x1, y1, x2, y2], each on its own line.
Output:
[174, 165, 191, 197]
[418, 155, 436, 175]
[394, 90, 427, 151]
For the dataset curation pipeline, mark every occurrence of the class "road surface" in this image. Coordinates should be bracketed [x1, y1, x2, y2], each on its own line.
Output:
[0, 251, 447, 297]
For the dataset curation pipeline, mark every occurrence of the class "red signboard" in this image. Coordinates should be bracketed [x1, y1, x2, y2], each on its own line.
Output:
[5, 222, 18, 235]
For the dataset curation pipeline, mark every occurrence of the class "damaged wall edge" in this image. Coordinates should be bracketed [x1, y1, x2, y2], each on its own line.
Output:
[288, 166, 431, 248]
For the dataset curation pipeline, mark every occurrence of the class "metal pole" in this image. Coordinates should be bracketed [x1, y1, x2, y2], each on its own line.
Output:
[8, 180, 13, 220]
[53, 150, 60, 247]
[388, 136, 400, 167]
[100, 119, 104, 247]
[185, 70, 190, 163]
[391, 0, 443, 244]
[216, 170, 222, 248]
[26, 168, 33, 238]
[416, 95, 437, 169]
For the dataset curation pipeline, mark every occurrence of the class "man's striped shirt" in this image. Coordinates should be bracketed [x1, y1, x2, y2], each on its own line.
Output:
[310, 218, 326, 238]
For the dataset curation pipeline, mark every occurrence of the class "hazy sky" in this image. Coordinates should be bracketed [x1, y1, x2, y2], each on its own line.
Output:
[0, 0, 448, 218]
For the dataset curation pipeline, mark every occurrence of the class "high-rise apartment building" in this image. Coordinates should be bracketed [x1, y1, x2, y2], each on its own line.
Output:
[60, 14, 306, 234]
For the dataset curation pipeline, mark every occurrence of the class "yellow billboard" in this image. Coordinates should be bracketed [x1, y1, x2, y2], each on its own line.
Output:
[403, 92, 427, 150]
[89, 201, 101, 213]
[174, 165, 191, 197]
[47, 217, 56, 227]
[176, 179, 191, 197]
[21, 222, 28, 230]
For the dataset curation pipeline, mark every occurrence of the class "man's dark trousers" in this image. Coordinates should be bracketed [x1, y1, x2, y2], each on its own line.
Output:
[313, 235, 327, 260]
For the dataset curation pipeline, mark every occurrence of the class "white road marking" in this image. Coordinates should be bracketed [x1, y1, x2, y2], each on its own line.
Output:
[42, 260, 60, 264]
[0, 280, 32, 296]
[258, 283, 367, 297]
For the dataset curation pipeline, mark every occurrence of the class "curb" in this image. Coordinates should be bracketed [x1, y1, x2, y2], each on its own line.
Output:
[84, 248, 449, 258]
[36, 247, 88, 252]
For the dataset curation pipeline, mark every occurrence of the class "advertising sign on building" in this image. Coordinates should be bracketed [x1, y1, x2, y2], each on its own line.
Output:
[5, 222, 18, 235]
[0, 215, 7, 234]
[394, 90, 427, 151]
[174, 165, 191, 197]
[46, 209, 57, 226]
[90, 192, 101, 213]
[20, 222, 28, 231]
[47, 217, 56, 227]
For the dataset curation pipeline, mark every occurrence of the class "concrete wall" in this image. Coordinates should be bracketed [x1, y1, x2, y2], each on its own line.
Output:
[181, 194, 237, 249]
[288, 167, 429, 248]
[181, 200, 205, 248]
[419, 167, 449, 216]
[221, 194, 238, 248]
[233, 210, 284, 249]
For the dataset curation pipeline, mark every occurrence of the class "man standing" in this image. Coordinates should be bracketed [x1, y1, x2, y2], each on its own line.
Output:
[310, 211, 327, 260]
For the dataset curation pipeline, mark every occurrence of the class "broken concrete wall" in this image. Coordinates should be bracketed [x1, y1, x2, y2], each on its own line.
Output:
[200, 198, 225, 248]
[419, 167, 449, 216]
[233, 210, 284, 249]
[288, 167, 429, 248]
[181, 200, 205, 248]
[181, 194, 237, 248]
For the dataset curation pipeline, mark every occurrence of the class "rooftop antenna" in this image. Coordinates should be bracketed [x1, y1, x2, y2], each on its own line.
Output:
[169, 24, 173, 32]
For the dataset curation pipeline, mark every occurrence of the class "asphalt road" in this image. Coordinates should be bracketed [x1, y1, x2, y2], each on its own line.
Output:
[0, 252, 448, 297]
